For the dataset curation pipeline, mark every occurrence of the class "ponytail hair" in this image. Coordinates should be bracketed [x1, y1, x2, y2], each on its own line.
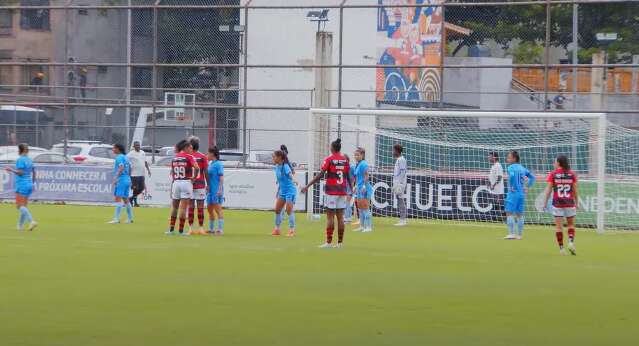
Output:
[556, 155, 570, 170]
[18, 143, 29, 155]
[208, 146, 220, 160]
[280, 144, 294, 174]
[331, 138, 342, 153]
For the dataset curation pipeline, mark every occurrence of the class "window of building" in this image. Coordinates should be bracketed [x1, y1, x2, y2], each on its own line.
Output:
[0, 9, 12, 35]
[20, 0, 50, 31]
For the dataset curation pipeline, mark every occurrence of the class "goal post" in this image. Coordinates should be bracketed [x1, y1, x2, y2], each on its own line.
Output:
[308, 108, 614, 233]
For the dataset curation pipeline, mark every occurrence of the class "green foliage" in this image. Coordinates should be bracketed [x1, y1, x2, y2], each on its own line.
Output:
[447, 2, 639, 63]
[508, 41, 544, 64]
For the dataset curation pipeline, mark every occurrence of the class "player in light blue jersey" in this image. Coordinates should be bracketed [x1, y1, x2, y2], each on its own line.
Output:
[206, 146, 225, 235]
[108, 143, 134, 224]
[354, 147, 373, 232]
[504, 150, 536, 240]
[272, 148, 298, 237]
[343, 154, 355, 223]
[5, 143, 38, 231]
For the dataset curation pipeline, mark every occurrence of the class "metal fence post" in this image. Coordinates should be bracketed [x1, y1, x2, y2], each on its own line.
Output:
[543, 0, 551, 111]
[241, 1, 252, 167]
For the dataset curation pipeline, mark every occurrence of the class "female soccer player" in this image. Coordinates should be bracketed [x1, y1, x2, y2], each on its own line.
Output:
[504, 150, 536, 240]
[207, 146, 225, 235]
[343, 154, 354, 223]
[302, 138, 351, 248]
[108, 143, 133, 224]
[272, 148, 297, 237]
[187, 136, 209, 235]
[354, 147, 373, 232]
[166, 139, 199, 235]
[5, 143, 37, 231]
[277, 145, 294, 222]
[543, 155, 578, 255]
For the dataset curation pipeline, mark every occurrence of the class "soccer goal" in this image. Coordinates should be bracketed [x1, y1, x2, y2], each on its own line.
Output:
[307, 108, 639, 233]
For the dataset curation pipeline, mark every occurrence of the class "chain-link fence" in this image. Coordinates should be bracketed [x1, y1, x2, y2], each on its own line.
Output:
[1, 0, 639, 167]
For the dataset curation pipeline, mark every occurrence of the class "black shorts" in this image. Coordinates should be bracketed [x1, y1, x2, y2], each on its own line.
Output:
[131, 176, 145, 192]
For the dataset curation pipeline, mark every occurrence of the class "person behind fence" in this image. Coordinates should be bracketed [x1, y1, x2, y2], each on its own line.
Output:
[108, 143, 134, 224]
[487, 151, 505, 221]
[393, 144, 408, 227]
[504, 150, 536, 240]
[127, 141, 151, 207]
[5, 143, 38, 231]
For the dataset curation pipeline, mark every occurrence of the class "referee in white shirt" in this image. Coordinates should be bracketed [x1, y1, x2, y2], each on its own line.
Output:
[393, 144, 408, 226]
[487, 152, 505, 220]
[127, 141, 152, 207]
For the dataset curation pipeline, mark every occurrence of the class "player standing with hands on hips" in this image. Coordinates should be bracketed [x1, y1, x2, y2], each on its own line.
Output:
[543, 155, 578, 255]
[302, 138, 351, 248]
[392, 144, 408, 227]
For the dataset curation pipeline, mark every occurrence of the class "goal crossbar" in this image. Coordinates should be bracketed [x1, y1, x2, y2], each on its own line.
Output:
[307, 108, 607, 233]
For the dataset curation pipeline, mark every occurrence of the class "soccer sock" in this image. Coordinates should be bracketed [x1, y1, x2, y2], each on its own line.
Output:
[337, 227, 344, 243]
[17, 210, 26, 228]
[218, 219, 224, 231]
[197, 207, 205, 227]
[359, 209, 368, 227]
[209, 219, 215, 231]
[178, 217, 186, 233]
[517, 216, 525, 236]
[275, 212, 283, 228]
[288, 213, 296, 229]
[506, 216, 515, 235]
[568, 228, 575, 243]
[326, 227, 334, 244]
[169, 216, 177, 232]
[125, 202, 133, 221]
[188, 206, 195, 226]
[114, 202, 123, 221]
[556, 231, 564, 249]
[344, 202, 352, 220]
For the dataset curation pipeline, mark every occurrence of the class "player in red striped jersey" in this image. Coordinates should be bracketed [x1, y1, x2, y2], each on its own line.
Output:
[543, 155, 578, 255]
[165, 139, 200, 236]
[187, 136, 209, 235]
[302, 139, 351, 248]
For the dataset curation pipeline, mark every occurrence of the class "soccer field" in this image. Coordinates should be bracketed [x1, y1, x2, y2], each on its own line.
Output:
[1, 204, 638, 346]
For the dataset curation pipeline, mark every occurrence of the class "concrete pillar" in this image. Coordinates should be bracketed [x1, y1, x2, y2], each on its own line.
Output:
[313, 31, 333, 168]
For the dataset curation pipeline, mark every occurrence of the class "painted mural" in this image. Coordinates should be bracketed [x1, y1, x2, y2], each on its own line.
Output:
[376, 0, 443, 103]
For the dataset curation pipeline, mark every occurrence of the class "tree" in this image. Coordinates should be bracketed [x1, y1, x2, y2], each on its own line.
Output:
[446, 1, 639, 63]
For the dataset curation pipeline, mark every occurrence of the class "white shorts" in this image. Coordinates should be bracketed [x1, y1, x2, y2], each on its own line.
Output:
[192, 188, 207, 200]
[171, 180, 193, 200]
[552, 206, 577, 218]
[324, 195, 347, 210]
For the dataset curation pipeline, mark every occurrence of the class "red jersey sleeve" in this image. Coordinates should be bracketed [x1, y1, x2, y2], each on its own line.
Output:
[321, 157, 331, 171]
[546, 171, 554, 184]
[572, 171, 578, 183]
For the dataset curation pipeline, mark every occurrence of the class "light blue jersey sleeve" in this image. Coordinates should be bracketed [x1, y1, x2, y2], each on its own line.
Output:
[16, 156, 27, 171]
[524, 168, 536, 188]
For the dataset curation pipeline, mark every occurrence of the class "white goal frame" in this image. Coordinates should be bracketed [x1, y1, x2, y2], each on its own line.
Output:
[308, 108, 607, 233]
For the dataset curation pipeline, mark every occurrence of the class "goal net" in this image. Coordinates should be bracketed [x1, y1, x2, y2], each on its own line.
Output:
[308, 108, 639, 233]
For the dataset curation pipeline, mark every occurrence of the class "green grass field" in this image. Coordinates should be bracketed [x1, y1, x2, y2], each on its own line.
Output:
[1, 204, 638, 346]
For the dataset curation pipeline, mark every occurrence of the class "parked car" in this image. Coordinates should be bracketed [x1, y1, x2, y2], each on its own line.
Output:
[50, 141, 115, 164]
[0, 145, 48, 162]
[0, 150, 73, 164]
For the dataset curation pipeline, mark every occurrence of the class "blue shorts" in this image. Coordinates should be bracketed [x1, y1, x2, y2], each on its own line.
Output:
[355, 185, 372, 200]
[505, 193, 526, 214]
[114, 181, 131, 198]
[207, 193, 225, 205]
[15, 184, 33, 197]
[278, 192, 297, 204]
